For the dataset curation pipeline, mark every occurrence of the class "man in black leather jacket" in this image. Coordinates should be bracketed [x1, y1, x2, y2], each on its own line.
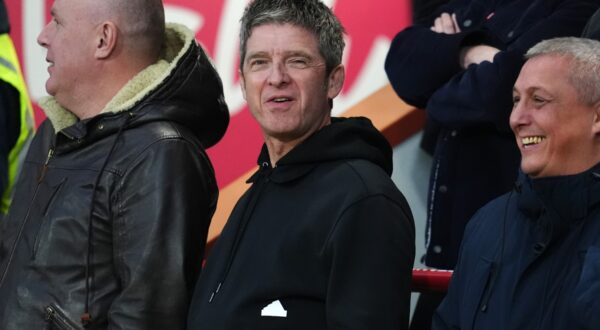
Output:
[0, 0, 229, 328]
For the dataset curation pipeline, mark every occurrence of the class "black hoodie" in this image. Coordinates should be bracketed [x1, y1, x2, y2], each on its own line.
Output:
[188, 117, 415, 329]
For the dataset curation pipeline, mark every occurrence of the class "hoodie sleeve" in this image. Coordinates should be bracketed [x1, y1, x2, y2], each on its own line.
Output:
[325, 195, 415, 329]
[426, 0, 597, 131]
[107, 138, 217, 330]
[385, 0, 598, 131]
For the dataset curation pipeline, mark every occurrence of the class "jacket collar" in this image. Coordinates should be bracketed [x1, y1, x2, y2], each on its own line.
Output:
[247, 144, 317, 184]
[517, 163, 600, 246]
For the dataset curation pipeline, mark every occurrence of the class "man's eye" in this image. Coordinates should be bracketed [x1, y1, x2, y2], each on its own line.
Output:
[287, 58, 309, 69]
[512, 96, 520, 107]
[533, 96, 547, 105]
[249, 59, 269, 70]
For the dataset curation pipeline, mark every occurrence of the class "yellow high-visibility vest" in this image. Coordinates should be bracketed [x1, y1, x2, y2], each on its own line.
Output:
[0, 33, 35, 215]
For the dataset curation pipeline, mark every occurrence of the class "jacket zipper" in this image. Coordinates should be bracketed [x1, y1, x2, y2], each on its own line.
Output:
[0, 147, 55, 288]
[39, 148, 55, 183]
[45, 304, 80, 330]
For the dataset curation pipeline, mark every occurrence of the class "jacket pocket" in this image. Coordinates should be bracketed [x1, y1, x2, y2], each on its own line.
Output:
[44, 303, 81, 330]
[460, 257, 496, 328]
[31, 178, 67, 259]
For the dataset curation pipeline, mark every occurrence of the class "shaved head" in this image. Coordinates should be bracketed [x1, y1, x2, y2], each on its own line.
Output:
[95, 0, 166, 61]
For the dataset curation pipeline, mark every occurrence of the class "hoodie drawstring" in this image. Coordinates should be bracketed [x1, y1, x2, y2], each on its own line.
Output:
[209, 163, 270, 303]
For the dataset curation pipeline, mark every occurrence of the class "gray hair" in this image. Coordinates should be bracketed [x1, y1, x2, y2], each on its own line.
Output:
[239, 0, 345, 74]
[526, 37, 600, 106]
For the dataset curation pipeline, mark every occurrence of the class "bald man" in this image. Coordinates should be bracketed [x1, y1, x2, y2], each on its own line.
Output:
[0, 0, 229, 328]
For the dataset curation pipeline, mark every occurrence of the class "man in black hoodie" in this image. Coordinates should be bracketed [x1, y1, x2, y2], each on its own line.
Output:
[0, 0, 228, 328]
[188, 0, 415, 329]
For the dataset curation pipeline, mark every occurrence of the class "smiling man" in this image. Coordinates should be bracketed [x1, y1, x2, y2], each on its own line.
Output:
[434, 37, 600, 329]
[187, 0, 415, 329]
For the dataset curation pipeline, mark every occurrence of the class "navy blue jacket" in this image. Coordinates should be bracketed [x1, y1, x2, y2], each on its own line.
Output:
[434, 163, 600, 329]
[385, 0, 599, 269]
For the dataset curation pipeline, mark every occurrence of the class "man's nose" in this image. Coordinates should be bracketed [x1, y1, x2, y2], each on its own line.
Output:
[37, 23, 50, 47]
[267, 62, 290, 86]
[509, 100, 530, 131]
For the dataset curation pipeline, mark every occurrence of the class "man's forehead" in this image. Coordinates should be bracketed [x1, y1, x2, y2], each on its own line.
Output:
[248, 23, 316, 41]
[247, 24, 318, 49]
[516, 56, 570, 87]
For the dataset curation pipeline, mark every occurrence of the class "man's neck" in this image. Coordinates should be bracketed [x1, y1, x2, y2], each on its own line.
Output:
[264, 138, 300, 166]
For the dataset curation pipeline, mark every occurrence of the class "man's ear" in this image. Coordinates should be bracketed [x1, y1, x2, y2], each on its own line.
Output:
[327, 64, 345, 99]
[593, 101, 600, 135]
[95, 21, 118, 59]
[239, 70, 247, 101]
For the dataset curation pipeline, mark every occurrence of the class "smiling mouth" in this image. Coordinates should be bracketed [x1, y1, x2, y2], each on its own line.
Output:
[522, 136, 545, 147]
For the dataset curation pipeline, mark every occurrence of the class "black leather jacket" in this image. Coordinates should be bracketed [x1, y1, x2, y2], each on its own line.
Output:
[0, 24, 229, 329]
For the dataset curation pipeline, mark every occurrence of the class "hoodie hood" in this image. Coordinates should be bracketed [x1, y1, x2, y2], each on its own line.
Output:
[39, 23, 229, 148]
[260, 116, 393, 175]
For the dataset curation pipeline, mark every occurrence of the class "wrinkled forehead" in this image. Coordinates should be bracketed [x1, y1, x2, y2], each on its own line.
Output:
[515, 55, 573, 90]
[246, 23, 320, 53]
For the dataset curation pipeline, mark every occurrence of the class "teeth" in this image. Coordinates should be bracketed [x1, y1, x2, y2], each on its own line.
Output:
[273, 98, 289, 102]
[522, 136, 545, 146]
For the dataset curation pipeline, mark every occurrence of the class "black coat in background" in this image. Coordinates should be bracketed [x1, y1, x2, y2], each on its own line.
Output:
[583, 8, 600, 39]
[412, 0, 451, 24]
[385, 0, 599, 269]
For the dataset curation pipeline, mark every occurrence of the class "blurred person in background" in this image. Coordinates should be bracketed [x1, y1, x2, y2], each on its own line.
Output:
[0, 0, 35, 221]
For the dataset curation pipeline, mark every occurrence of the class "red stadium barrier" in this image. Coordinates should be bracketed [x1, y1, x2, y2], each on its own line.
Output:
[411, 268, 453, 293]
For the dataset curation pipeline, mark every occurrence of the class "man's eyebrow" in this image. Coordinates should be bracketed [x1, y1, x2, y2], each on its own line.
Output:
[284, 50, 313, 58]
[246, 51, 269, 58]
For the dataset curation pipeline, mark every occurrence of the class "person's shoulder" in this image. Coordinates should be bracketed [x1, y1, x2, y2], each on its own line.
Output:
[336, 158, 406, 200]
[124, 117, 201, 148]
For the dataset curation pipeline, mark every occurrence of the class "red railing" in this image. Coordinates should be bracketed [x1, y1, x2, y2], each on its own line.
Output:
[411, 268, 453, 293]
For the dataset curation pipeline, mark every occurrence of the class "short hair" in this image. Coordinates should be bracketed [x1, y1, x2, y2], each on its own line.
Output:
[106, 0, 166, 61]
[239, 0, 346, 74]
[526, 37, 600, 106]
